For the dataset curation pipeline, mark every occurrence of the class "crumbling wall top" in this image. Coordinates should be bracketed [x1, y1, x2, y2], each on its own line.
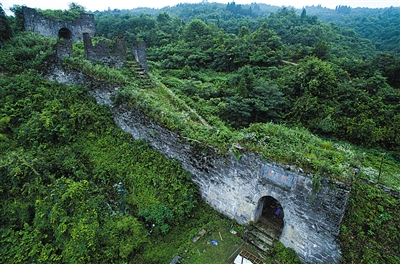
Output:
[83, 33, 127, 69]
[22, 6, 95, 41]
[132, 42, 149, 73]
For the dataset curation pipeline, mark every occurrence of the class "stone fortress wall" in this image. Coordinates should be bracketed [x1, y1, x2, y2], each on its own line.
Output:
[83, 33, 127, 69]
[26, 6, 352, 263]
[22, 7, 95, 41]
[23, 6, 147, 70]
[106, 100, 350, 264]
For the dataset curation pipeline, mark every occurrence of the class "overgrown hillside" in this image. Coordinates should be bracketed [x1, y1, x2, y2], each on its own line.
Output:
[0, 32, 198, 263]
[95, 5, 400, 154]
[0, 3, 399, 263]
[304, 5, 400, 56]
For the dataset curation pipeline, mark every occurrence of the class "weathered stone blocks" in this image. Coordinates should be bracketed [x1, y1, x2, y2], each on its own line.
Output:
[105, 97, 349, 263]
[83, 33, 126, 69]
[22, 7, 95, 41]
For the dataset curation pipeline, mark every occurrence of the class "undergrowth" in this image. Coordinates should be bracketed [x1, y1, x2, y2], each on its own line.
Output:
[62, 55, 400, 188]
[339, 180, 400, 263]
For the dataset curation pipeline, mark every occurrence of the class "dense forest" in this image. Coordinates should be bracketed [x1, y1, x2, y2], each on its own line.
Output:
[0, 2, 399, 263]
[94, 3, 400, 156]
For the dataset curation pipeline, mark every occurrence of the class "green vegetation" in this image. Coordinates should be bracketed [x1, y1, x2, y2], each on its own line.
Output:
[95, 6, 400, 153]
[1, 3, 399, 263]
[339, 181, 400, 263]
[36, 3, 86, 21]
[0, 3, 12, 42]
[0, 68, 198, 263]
[305, 6, 400, 56]
[93, 6, 399, 185]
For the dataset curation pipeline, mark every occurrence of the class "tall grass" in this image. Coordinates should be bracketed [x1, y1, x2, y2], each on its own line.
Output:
[67, 56, 399, 188]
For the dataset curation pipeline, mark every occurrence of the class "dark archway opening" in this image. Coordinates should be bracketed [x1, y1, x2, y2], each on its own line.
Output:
[58, 28, 72, 40]
[254, 196, 284, 240]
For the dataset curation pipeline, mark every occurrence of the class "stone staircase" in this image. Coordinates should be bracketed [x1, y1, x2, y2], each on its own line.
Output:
[247, 216, 283, 253]
[125, 61, 152, 87]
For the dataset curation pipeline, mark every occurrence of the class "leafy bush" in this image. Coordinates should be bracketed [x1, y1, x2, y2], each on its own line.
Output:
[269, 242, 301, 263]
[38, 3, 86, 22]
[139, 204, 174, 234]
[0, 70, 198, 263]
[0, 32, 55, 73]
[339, 181, 400, 263]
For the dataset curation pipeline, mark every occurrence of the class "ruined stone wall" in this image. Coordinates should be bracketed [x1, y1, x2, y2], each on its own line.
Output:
[55, 39, 73, 62]
[89, 86, 349, 264]
[83, 33, 126, 69]
[132, 42, 148, 72]
[22, 7, 95, 41]
[44, 66, 350, 264]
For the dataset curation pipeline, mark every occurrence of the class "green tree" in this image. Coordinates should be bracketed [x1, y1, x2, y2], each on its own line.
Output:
[313, 39, 329, 60]
[0, 3, 12, 42]
[139, 204, 174, 234]
[250, 78, 285, 123]
[300, 8, 307, 21]
[218, 95, 252, 127]
[183, 19, 211, 43]
[234, 65, 255, 97]
[249, 23, 283, 66]
[68, 2, 86, 13]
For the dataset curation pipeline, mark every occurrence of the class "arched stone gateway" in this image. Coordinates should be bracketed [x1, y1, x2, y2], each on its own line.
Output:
[255, 196, 284, 223]
[254, 196, 285, 240]
[22, 6, 95, 41]
[104, 103, 351, 264]
[58, 28, 72, 40]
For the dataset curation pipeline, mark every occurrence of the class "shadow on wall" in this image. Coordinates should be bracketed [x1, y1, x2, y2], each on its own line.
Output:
[58, 28, 72, 40]
[255, 196, 284, 235]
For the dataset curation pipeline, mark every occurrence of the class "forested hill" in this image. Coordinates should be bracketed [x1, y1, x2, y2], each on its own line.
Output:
[302, 5, 400, 56]
[95, 3, 400, 56]
[94, 3, 400, 158]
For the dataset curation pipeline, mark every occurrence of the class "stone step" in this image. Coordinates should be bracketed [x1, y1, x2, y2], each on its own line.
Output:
[247, 236, 271, 253]
[254, 217, 283, 241]
[250, 230, 274, 246]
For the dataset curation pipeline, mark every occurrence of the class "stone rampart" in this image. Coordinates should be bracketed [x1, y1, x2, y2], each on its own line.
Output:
[132, 42, 148, 72]
[22, 6, 95, 41]
[43, 65, 350, 264]
[89, 85, 350, 263]
[54, 39, 73, 62]
[83, 33, 126, 69]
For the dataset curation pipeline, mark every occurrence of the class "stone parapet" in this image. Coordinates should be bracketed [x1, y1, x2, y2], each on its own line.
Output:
[83, 33, 126, 69]
[22, 6, 95, 41]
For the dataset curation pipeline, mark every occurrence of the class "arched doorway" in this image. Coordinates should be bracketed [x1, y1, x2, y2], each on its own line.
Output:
[58, 28, 72, 40]
[254, 196, 284, 239]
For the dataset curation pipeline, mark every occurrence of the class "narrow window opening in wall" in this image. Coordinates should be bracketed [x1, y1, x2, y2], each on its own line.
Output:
[59, 28, 72, 40]
[254, 196, 284, 240]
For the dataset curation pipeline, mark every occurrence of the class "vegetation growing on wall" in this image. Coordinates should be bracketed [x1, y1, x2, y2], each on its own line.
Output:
[1, 3, 399, 263]
[36, 3, 86, 21]
[339, 180, 400, 263]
